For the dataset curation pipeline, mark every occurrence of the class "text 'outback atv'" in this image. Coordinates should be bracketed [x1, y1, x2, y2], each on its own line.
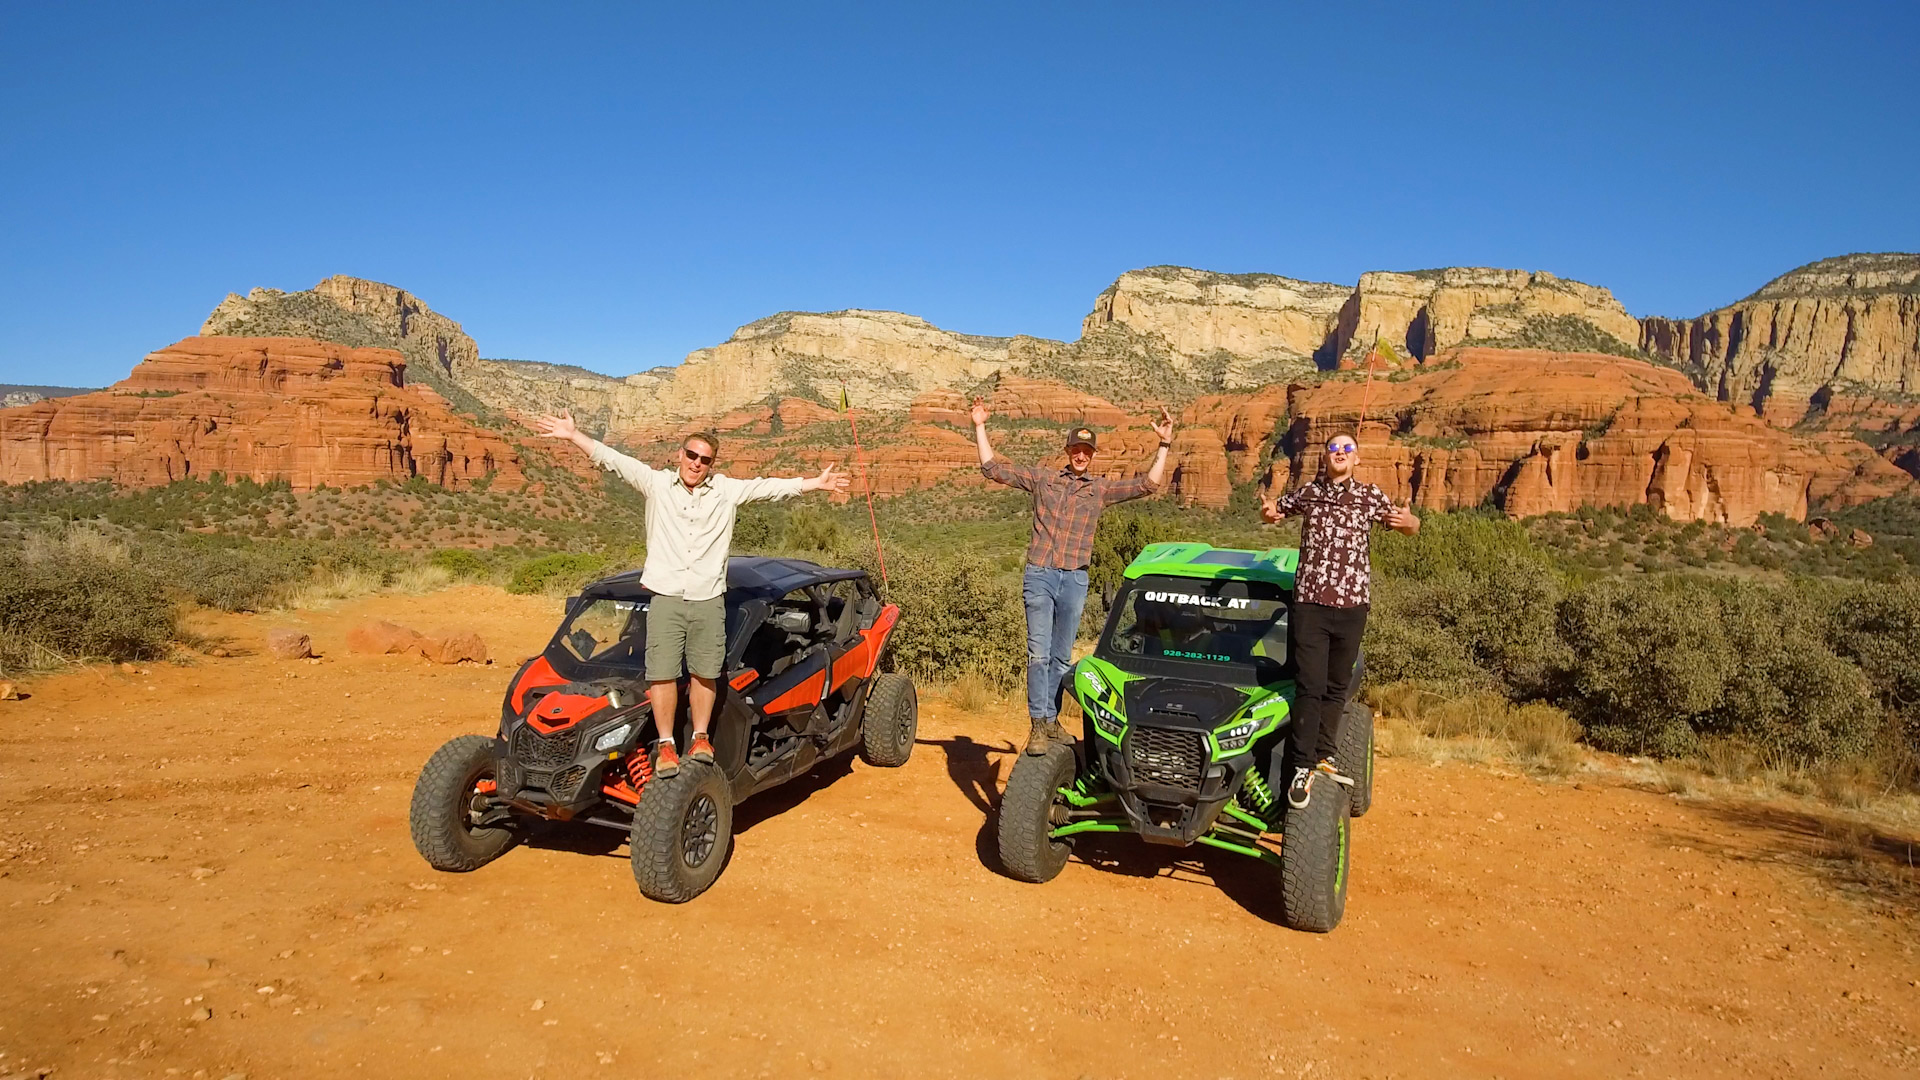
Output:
[996, 542, 1373, 932]
[409, 557, 916, 902]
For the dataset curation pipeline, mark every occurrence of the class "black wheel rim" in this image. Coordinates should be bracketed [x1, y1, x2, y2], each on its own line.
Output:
[895, 697, 914, 745]
[682, 793, 719, 867]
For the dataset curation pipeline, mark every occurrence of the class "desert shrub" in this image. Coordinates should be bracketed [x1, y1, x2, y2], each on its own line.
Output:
[428, 548, 491, 581]
[1557, 577, 1734, 757]
[782, 508, 846, 553]
[1364, 553, 1569, 698]
[508, 552, 613, 596]
[0, 531, 175, 671]
[840, 543, 1025, 689]
[731, 503, 783, 552]
[1709, 583, 1878, 764]
[1826, 579, 1920, 755]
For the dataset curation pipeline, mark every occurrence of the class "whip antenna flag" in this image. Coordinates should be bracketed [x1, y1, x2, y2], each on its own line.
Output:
[841, 385, 888, 586]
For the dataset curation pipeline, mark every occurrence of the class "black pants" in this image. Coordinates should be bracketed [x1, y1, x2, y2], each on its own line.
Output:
[1288, 601, 1368, 771]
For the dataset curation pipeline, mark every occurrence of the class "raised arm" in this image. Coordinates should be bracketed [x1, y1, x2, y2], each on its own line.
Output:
[529, 410, 659, 494]
[970, 398, 995, 466]
[1145, 406, 1174, 489]
[729, 464, 850, 505]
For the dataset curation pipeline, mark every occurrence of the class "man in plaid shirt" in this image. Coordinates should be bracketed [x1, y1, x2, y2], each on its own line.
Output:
[974, 399, 1175, 755]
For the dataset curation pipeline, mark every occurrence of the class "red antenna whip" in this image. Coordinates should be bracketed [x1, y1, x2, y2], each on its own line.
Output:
[840, 386, 888, 586]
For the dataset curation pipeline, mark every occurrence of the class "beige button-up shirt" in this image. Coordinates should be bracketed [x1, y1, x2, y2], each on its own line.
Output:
[588, 441, 807, 601]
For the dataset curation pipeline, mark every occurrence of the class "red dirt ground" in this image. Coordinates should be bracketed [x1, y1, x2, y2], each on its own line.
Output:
[2, 586, 1916, 1079]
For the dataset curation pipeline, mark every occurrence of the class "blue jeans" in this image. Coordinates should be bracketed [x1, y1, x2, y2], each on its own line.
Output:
[1022, 565, 1089, 721]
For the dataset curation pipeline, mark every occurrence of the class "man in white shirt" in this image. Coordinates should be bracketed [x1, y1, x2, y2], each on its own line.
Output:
[531, 411, 850, 777]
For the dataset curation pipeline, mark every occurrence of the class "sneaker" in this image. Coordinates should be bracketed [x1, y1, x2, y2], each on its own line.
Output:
[1024, 720, 1051, 756]
[688, 732, 715, 764]
[1316, 757, 1356, 788]
[652, 737, 681, 779]
[1041, 718, 1073, 747]
[1286, 766, 1315, 809]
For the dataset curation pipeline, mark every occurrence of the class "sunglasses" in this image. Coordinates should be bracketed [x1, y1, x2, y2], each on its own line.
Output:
[683, 448, 714, 466]
[1327, 442, 1357, 455]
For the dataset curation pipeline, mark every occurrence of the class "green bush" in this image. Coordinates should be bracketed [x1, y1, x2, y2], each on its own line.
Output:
[508, 553, 613, 596]
[1556, 578, 1735, 757]
[782, 508, 846, 553]
[841, 544, 1025, 689]
[0, 533, 176, 671]
[1827, 579, 1920, 753]
[428, 548, 491, 581]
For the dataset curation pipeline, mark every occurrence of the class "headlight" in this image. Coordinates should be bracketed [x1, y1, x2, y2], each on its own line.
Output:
[1216, 719, 1258, 751]
[1085, 699, 1125, 737]
[593, 722, 634, 753]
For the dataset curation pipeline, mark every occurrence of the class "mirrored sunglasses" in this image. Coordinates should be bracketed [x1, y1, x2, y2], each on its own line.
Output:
[1327, 442, 1357, 454]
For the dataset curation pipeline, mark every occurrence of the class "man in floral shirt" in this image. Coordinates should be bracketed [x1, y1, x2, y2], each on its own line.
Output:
[1261, 433, 1419, 808]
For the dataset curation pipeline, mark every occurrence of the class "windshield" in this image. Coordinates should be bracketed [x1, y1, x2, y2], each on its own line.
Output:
[561, 599, 643, 663]
[1101, 575, 1289, 675]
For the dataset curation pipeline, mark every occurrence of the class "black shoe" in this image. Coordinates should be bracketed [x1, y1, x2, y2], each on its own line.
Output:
[1317, 757, 1355, 788]
[1286, 766, 1314, 809]
[1024, 720, 1050, 756]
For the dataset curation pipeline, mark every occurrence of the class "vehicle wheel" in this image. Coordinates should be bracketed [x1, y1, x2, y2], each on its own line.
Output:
[997, 744, 1076, 883]
[409, 734, 517, 872]
[1278, 781, 1351, 933]
[630, 760, 733, 903]
[860, 673, 918, 767]
[1335, 699, 1375, 818]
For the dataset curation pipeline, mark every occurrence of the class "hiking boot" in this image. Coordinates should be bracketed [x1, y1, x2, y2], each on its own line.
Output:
[1041, 718, 1074, 748]
[1316, 757, 1356, 788]
[652, 737, 681, 779]
[1286, 766, 1315, 809]
[1024, 720, 1051, 756]
[688, 732, 715, 764]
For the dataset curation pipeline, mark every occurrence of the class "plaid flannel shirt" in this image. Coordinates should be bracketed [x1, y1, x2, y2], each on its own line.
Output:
[982, 459, 1157, 569]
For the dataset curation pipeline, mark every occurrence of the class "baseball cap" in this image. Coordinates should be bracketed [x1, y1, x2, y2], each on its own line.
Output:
[1065, 427, 1097, 450]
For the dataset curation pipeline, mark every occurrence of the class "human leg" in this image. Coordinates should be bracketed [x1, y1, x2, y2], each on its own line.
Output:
[1312, 605, 1369, 766]
[1041, 569, 1089, 740]
[645, 596, 691, 775]
[681, 596, 727, 761]
[1021, 565, 1059, 754]
[1286, 602, 1333, 807]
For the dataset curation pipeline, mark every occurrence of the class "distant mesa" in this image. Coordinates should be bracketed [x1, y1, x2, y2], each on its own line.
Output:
[0, 336, 523, 491]
[2, 384, 98, 409]
[10, 253, 1915, 513]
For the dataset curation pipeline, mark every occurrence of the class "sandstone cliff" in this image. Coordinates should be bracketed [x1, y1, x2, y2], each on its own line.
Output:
[202, 276, 495, 415]
[1264, 349, 1910, 524]
[0, 337, 523, 491]
[1336, 268, 1644, 363]
[1641, 253, 1920, 426]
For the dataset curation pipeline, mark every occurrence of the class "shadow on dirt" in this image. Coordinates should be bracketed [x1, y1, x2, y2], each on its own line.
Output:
[734, 755, 856, 835]
[918, 735, 1016, 874]
[918, 734, 1293, 924]
[522, 820, 627, 859]
[1653, 799, 1920, 913]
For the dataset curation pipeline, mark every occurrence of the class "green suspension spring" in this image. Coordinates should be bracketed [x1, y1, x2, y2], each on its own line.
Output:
[1242, 768, 1276, 814]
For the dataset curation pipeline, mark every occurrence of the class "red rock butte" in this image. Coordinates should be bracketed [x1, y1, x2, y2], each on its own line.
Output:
[0, 337, 524, 491]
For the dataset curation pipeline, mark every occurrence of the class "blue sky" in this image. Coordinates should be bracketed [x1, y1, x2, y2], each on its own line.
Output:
[3, 1, 1915, 388]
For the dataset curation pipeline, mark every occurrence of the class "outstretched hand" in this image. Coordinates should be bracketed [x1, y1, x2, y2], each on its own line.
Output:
[530, 410, 579, 440]
[808, 463, 852, 494]
[1150, 406, 1175, 444]
[1259, 492, 1281, 524]
[969, 397, 990, 427]
[1385, 503, 1419, 531]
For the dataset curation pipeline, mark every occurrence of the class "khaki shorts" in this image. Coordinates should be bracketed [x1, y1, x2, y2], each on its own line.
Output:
[645, 594, 726, 682]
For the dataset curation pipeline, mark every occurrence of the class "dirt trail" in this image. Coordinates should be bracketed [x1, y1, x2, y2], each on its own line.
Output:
[2, 586, 1916, 1079]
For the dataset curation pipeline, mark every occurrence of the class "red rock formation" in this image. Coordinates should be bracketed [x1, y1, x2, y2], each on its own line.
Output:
[1262, 349, 1911, 524]
[0, 337, 523, 491]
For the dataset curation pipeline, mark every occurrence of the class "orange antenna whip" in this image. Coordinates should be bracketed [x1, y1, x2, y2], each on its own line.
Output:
[840, 386, 888, 586]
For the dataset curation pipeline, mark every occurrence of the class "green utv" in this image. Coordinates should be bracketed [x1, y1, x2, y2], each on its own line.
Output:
[996, 542, 1373, 932]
